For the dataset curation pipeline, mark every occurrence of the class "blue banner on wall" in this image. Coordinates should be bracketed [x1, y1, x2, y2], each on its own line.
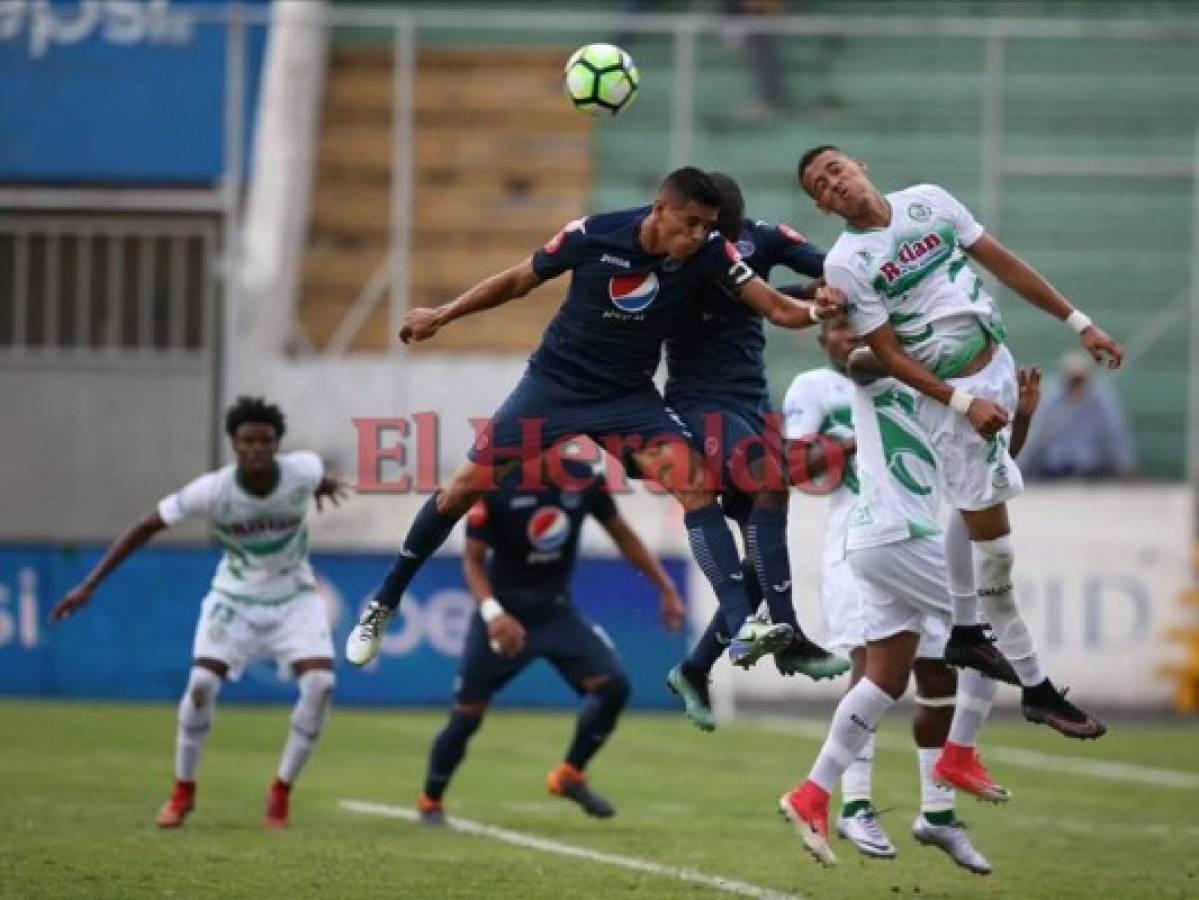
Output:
[0, 545, 689, 709]
[0, 0, 267, 183]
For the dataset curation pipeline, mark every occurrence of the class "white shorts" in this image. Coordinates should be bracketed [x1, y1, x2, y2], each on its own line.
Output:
[192, 589, 334, 680]
[917, 344, 1024, 512]
[821, 557, 868, 653]
[829, 545, 948, 659]
[846, 537, 951, 656]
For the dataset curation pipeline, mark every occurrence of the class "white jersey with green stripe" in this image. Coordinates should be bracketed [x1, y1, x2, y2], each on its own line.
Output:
[825, 184, 1005, 378]
[845, 377, 943, 552]
[157, 452, 323, 602]
[782, 366, 859, 567]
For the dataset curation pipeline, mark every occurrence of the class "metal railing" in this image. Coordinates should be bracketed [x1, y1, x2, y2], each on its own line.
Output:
[0, 213, 219, 363]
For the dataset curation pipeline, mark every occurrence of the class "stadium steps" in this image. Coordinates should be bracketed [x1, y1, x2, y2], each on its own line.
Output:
[298, 43, 590, 353]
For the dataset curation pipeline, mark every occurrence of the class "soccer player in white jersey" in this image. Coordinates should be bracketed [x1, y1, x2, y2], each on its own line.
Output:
[51, 397, 348, 829]
[778, 330, 1013, 871]
[797, 145, 1122, 738]
[783, 317, 1019, 871]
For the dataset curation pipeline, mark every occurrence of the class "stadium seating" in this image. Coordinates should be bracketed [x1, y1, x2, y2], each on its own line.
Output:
[299, 44, 591, 353]
[304, 0, 1197, 475]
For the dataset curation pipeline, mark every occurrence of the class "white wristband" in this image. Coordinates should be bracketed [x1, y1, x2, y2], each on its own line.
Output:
[1066, 309, 1093, 334]
[948, 389, 975, 415]
[479, 597, 505, 624]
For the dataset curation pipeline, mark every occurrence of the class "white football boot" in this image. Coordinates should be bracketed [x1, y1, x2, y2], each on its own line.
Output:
[345, 600, 392, 666]
[911, 814, 993, 874]
[836, 804, 897, 859]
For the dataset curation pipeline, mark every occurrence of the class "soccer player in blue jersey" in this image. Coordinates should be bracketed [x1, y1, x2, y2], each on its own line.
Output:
[417, 451, 683, 823]
[662, 173, 850, 730]
[347, 168, 842, 668]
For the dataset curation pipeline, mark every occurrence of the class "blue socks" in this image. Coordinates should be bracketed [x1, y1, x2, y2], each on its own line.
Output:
[745, 506, 800, 633]
[565, 675, 631, 770]
[686, 612, 729, 674]
[423, 709, 483, 801]
[377, 492, 460, 611]
[684, 502, 752, 635]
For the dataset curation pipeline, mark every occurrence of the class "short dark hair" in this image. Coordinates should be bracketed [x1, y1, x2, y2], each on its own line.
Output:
[659, 166, 722, 210]
[707, 171, 745, 238]
[225, 395, 286, 439]
[796, 144, 843, 187]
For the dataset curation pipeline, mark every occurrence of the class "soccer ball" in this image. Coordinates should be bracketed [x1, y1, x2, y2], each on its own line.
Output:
[563, 43, 639, 117]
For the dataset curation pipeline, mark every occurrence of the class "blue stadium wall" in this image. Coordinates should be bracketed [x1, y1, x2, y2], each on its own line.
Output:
[0, 0, 269, 184]
[0, 546, 689, 709]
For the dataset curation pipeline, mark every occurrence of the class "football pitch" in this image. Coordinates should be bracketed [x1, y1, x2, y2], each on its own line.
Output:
[2, 701, 1195, 899]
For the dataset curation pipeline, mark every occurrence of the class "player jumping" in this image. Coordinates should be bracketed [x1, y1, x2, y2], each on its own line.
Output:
[781, 318, 1042, 871]
[418, 450, 684, 824]
[797, 145, 1122, 738]
[778, 333, 1010, 870]
[50, 397, 348, 828]
[662, 172, 849, 731]
[347, 168, 841, 670]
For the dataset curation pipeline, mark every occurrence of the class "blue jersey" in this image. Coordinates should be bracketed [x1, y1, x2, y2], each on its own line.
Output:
[664, 219, 825, 404]
[529, 207, 755, 398]
[466, 459, 617, 619]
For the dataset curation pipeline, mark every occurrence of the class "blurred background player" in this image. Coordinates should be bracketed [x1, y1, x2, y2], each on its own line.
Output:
[782, 319, 1042, 869]
[50, 397, 348, 829]
[663, 172, 848, 731]
[418, 447, 684, 823]
[798, 144, 1123, 738]
[346, 168, 841, 672]
[779, 347, 1010, 871]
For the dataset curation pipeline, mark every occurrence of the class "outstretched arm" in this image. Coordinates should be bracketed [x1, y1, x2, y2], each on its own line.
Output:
[735, 277, 843, 329]
[50, 512, 168, 621]
[966, 234, 1123, 368]
[314, 473, 350, 513]
[599, 513, 685, 631]
[399, 257, 546, 344]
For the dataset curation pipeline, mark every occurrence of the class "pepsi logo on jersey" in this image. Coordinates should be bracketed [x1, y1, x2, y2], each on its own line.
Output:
[608, 271, 659, 313]
[527, 506, 571, 552]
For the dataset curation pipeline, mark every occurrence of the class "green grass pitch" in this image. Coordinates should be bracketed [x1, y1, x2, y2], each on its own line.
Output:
[2, 700, 1196, 899]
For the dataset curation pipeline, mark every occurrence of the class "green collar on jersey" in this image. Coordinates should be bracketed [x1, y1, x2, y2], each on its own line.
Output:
[236, 460, 281, 498]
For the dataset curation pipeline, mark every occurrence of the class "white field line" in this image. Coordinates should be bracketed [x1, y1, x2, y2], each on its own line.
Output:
[751, 716, 1199, 790]
[338, 799, 804, 900]
[1003, 814, 1199, 839]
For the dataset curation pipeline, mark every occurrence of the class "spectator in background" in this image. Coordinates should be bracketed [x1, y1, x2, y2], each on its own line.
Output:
[621, 0, 791, 117]
[1017, 351, 1136, 480]
[721, 0, 790, 118]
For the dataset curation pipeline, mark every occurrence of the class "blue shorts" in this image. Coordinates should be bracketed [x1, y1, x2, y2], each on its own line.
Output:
[455, 604, 627, 704]
[469, 367, 692, 464]
[666, 393, 781, 521]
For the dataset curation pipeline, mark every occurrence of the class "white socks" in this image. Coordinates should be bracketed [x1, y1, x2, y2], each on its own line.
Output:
[277, 669, 336, 785]
[840, 734, 875, 804]
[974, 534, 1046, 687]
[810, 678, 894, 793]
[948, 667, 998, 747]
[175, 667, 222, 781]
[946, 514, 981, 625]
[917, 747, 955, 813]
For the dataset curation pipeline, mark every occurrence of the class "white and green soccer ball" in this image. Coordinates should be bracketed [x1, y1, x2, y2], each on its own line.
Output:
[563, 43, 639, 117]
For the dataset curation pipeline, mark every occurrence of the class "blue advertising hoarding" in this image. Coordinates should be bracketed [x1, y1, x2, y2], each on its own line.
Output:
[0, 0, 267, 183]
[0, 544, 689, 709]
